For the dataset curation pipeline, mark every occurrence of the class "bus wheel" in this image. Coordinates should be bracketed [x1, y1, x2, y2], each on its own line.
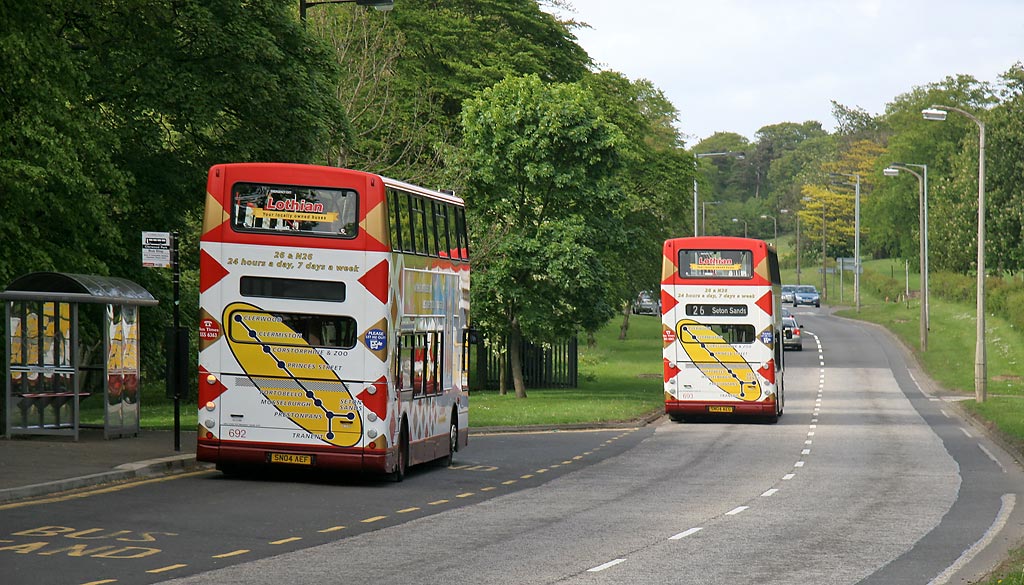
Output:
[443, 414, 458, 467]
[392, 426, 408, 482]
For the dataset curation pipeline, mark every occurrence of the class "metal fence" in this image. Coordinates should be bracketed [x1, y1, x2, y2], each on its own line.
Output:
[472, 335, 578, 390]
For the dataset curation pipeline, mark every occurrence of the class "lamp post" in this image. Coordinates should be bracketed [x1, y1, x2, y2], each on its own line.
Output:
[760, 214, 778, 248]
[923, 105, 986, 402]
[702, 200, 721, 235]
[884, 164, 927, 352]
[299, 0, 394, 20]
[731, 218, 748, 237]
[694, 151, 744, 236]
[829, 173, 861, 312]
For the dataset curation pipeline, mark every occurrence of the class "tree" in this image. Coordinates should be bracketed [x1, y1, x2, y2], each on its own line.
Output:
[458, 75, 624, 397]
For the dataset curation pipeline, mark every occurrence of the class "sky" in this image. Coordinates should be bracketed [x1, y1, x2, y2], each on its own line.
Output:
[565, 0, 1024, 144]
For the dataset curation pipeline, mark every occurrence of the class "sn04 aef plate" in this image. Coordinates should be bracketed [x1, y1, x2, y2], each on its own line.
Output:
[268, 453, 313, 466]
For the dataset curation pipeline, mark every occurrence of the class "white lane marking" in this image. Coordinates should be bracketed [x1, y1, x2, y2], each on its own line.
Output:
[794, 461, 805, 467]
[669, 527, 703, 540]
[941, 409, 951, 419]
[978, 444, 1006, 472]
[726, 506, 749, 515]
[960, 427, 974, 439]
[783, 473, 796, 480]
[588, 559, 626, 572]
[761, 488, 779, 497]
[927, 494, 1016, 585]
[802, 449, 811, 455]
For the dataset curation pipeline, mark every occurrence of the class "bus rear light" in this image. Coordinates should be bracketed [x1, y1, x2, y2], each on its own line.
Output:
[367, 436, 387, 450]
[367, 429, 378, 439]
[205, 401, 216, 411]
[204, 419, 216, 429]
[206, 374, 218, 385]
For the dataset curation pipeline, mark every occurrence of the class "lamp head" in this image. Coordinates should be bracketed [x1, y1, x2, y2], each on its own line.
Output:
[922, 108, 947, 121]
[883, 167, 900, 177]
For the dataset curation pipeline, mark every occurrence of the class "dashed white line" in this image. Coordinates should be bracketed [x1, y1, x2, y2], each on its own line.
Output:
[669, 527, 703, 540]
[979, 444, 1006, 472]
[960, 427, 974, 439]
[783, 473, 796, 480]
[726, 506, 749, 515]
[588, 559, 626, 572]
[761, 488, 779, 497]
[794, 461, 805, 467]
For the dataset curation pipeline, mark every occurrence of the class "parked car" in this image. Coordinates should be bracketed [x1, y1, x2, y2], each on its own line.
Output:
[781, 285, 797, 304]
[632, 291, 660, 315]
[782, 316, 803, 351]
[793, 285, 820, 308]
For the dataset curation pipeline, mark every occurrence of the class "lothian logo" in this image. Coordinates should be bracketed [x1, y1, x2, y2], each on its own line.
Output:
[264, 196, 324, 213]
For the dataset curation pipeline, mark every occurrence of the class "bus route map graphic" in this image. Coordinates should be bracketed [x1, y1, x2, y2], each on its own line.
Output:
[674, 318, 762, 402]
[223, 302, 362, 447]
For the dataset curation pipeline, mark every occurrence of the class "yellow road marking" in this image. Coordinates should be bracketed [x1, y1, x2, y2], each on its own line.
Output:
[212, 550, 250, 558]
[502, 480, 517, 485]
[361, 516, 387, 523]
[398, 507, 420, 513]
[429, 499, 449, 505]
[147, 564, 187, 574]
[0, 469, 216, 510]
[481, 486, 496, 492]
[456, 492, 474, 498]
[270, 537, 302, 545]
[81, 580, 117, 585]
[318, 526, 345, 533]
[520, 474, 534, 479]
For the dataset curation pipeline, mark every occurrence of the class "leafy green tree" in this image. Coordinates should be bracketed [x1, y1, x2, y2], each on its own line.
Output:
[984, 64, 1024, 274]
[458, 75, 624, 397]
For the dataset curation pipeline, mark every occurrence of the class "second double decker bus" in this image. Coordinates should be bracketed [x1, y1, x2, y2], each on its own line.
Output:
[198, 163, 470, 480]
[661, 236, 784, 422]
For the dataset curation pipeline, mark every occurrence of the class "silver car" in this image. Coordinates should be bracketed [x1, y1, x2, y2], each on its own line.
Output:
[781, 285, 796, 304]
[782, 316, 803, 351]
[632, 291, 660, 316]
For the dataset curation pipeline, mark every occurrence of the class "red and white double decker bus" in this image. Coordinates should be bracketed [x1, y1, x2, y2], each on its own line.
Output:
[661, 236, 784, 422]
[198, 163, 470, 480]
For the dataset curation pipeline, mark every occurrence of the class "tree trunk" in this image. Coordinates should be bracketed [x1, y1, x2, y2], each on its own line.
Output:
[618, 301, 631, 340]
[509, 321, 528, 398]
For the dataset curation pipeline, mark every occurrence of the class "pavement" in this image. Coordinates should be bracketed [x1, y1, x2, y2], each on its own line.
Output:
[0, 428, 206, 504]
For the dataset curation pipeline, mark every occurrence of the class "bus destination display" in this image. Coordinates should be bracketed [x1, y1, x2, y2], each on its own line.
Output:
[685, 304, 749, 317]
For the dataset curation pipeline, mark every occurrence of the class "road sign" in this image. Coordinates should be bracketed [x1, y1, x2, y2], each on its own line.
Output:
[142, 232, 172, 268]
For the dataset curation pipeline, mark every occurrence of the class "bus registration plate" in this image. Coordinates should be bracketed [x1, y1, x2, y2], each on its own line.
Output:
[269, 453, 313, 466]
[707, 405, 734, 413]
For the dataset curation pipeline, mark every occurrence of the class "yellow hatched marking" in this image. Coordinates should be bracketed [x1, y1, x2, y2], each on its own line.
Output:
[270, 537, 302, 545]
[147, 564, 188, 574]
[318, 526, 345, 533]
[398, 507, 420, 513]
[212, 550, 250, 559]
[361, 516, 387, 523]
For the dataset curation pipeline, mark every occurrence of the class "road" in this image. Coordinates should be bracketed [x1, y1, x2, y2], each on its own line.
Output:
[3, 309, 1023, 584]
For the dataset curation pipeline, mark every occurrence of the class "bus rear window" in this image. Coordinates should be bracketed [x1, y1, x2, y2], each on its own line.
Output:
[231, 182, 358, 238]
[679, 249, 752, 279]
[228, 310, 357, 349]
[240, 277, 345, 302]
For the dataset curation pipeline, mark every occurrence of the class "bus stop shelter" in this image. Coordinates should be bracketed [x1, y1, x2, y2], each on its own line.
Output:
[2, 272, 158, 440]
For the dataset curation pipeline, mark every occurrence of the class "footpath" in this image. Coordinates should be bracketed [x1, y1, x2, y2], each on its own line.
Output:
[0, 429, 204, 504]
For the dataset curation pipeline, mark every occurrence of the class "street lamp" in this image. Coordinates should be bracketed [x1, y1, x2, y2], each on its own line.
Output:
[299, 0, 394, 20]
[802, 195, 828, 301]
[829, 173, 861, 312]
[923, 104, 986, 401]
[760, 214, 778, 248]
[731, 218, 748, 237]
[884, 164, 928, 352]
[693, 151, 744, 236]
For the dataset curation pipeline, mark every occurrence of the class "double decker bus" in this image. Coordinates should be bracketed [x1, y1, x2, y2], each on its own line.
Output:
[198, 163, 470, 480]
[660, 236, 784, 422]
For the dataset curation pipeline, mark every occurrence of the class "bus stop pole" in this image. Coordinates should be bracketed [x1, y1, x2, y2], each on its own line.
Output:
[172, 231, 181, 452]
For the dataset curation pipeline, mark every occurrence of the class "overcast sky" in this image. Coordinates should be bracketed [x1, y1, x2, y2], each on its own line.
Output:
[565, 0, 1024, 143]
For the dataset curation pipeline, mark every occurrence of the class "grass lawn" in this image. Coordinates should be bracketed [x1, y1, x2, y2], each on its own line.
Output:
[470, 314, 664, 427]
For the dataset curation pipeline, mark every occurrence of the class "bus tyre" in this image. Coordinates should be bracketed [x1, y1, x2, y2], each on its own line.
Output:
[392, 425, 408, 482]
[443, 414, 458, 467]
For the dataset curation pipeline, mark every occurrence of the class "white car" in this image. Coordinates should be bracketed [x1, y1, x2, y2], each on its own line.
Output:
[781, 285, 796, 304]
[782, 316, 803, 351]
